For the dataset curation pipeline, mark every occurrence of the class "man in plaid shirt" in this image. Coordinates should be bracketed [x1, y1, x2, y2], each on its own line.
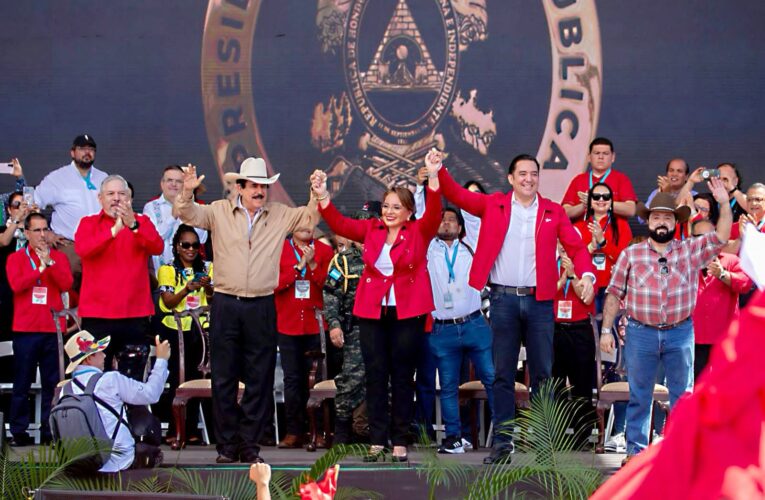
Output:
[600, 178, 732, 464]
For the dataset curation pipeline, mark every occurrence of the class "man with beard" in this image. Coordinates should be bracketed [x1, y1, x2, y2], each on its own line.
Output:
[600, 178, 733, 466]
[34, 134, 108, 288]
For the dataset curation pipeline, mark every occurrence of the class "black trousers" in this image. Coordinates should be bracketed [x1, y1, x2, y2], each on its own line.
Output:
[358, 308, 425, 447]
[81, 316, 151, 375]
[694, 344, 712, 381]
[552, 320, 597, 442]
[210, 293, 277, 456]
[10, 332, 59, 439]
[277, 333, 320, 436]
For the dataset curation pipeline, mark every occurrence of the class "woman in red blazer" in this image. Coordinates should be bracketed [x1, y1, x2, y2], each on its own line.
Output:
[573, 182, 632, 311]
[310, 156, 442, 461]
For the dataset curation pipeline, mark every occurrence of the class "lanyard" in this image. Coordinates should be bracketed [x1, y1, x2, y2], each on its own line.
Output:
[557, 259, 571, 297]
[74, 367, 101, 377]
[589, 168, 611, 189]
[443, 242, 459, 283]
[730, 198, 737, 209]
[290, 238, 307, 278]
[757, 219, 765, 231]
[25, 247, 42, 285]
[82, 168, 97, 190]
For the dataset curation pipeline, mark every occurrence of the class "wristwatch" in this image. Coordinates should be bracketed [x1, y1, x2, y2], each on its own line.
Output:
[600, 326, 612, 335]
[719, 270, 728, 281]
[129, 220, 140, 231]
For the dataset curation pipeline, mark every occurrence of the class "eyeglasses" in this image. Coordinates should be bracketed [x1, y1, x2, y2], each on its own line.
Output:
[658, 257, 669, 276]
[28, 228, 51, 233]
[693, 205, 710, 213]
[9, 201, 21, 209]
[590, 193, 612, 201]
[749, 197, 765, 204]
[179, 241, 201, 250]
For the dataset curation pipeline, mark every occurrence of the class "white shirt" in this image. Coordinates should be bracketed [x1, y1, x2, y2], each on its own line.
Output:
[414, 184, 480, 249]
[375, 243, 397, 306]
[68, 359, 168, 472]
[427, 238, 481, 319]
[142, 195, 208, 274]
[34, 162, 108, 240]
[237, 196, 262, 234]
[490, 194, 538, 286]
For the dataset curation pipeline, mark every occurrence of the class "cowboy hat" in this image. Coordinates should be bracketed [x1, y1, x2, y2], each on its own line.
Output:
[65, 330, 110, 374]
[636, 192, 691, 224]
[223, 157, 280, 185]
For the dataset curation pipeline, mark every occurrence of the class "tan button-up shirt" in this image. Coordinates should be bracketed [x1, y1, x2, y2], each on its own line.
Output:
[174, 194, 317, 298]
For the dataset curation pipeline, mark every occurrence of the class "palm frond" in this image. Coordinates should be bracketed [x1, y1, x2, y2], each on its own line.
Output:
[416, 447, 472, 500]
[465, 463, 539, 500]
[267, 470, 294, 500]
[172, 467, 257, 499]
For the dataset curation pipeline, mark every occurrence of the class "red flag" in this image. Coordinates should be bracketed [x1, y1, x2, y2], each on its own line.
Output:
[299, 464, 340, 500]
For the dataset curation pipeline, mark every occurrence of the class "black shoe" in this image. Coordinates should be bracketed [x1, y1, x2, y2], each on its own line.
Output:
[240, 448, 264, 464]
[483, 445, 513, 465]
[8, 434, 33, 447]
[258, 436, 276, 447]
[216, 453, 238, 464]
[438, 436, 465, 454]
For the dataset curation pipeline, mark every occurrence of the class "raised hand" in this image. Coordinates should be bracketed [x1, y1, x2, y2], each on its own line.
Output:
[10, 158, 23, 178]
[182, 164, 205, 193]
[707, 257, 724, 279]
[588, 221, 604, 243]
[424, 148, 443, 174]
[310, 169, 328, 198]
[689, 166, 705, 184]
[708, 177, 730, 204]
[560, 255, 575, 277]
[300, 244, 315, 265]
[577, 191, 589, 206]
[116, 200, 136, 229]
[657, 175, 670, 192]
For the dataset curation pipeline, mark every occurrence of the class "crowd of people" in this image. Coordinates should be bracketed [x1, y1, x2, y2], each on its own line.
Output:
[0, 133, 762, 470]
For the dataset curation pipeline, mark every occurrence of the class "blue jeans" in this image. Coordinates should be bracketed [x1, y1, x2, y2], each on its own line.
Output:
[429, 313, 495, 438]
[489, 292, 554, 447]
[624, 318, 693, 455]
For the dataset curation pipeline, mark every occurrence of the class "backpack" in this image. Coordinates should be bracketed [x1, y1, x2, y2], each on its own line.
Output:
[49, 373, 128, 473]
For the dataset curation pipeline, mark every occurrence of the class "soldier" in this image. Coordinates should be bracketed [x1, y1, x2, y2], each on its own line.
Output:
[323, 208, 376, 444]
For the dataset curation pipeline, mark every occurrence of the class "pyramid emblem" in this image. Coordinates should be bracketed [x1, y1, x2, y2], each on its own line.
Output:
[361, 0, 443, 91]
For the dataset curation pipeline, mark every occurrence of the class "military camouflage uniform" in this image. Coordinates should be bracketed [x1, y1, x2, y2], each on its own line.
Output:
[323, 245, 366, 422]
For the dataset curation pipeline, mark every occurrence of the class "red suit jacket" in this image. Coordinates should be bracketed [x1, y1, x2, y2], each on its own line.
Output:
[318, 188, 442, 320]
[274, 238, 333, 335]
[438, 167, 594, 300]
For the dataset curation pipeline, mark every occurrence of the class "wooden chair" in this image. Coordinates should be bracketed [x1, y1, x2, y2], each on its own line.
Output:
[590, 313, 670, 453]
[170, 306, 245, 450]
[306, 308, 335, 452]
[458, 347, 530, 450]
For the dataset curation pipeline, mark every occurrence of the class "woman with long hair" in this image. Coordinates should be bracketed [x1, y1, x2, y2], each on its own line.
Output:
[156, 224, 213, 444]
[574, 182, 632, 311]
[309, 150, 443, 461]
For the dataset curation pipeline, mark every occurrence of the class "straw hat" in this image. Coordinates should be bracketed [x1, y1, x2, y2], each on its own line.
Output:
[65, 331, 110, 374]
[223, 157, 280, 185]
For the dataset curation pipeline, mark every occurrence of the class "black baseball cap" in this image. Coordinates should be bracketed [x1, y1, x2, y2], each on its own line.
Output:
[72, 134, 97, 149]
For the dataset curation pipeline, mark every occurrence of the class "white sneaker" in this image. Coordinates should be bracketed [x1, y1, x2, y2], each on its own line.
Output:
[604, 433, 626, 453]
[461, 438, 473, 451]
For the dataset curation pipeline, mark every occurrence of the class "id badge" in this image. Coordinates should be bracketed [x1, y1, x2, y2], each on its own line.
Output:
[186, 294, 201, 310]
[295, 280, 311, 299]
[593, 253, 606, 271]
[443, 290, 454, 309]
[557, 300, 573, 319]
[32, 286, 48, 305]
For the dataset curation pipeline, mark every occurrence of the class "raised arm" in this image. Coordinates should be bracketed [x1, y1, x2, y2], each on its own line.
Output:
[427, 153, 487, 217]
[311, 169, 369, 242]
[709, 177, 733, 243]
[174, 164, 214, 231]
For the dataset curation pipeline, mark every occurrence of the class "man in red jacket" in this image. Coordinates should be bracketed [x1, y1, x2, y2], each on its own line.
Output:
[429, 154, 595, 464]
[6, 213, 73, 446]
[273, 226, 333, 448]
[75, 175, 164, 372]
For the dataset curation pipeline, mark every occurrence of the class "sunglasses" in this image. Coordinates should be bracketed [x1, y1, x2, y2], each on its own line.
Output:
[658, 257, 669, 276]
[590, 193, 612, 201]
[179, 241, 201, 250]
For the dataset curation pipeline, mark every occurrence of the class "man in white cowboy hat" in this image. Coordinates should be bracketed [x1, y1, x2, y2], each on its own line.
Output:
[62, 331, 171, 472]
[600, 177, 733, 466]
[174, 157, 317, 464]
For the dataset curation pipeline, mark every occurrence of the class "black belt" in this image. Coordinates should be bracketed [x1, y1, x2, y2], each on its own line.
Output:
[631, 317, 690, 331]
[434, 310, 482, 325]
[490, 285, 536, 296]
[556, 319, 590, 328]
[217, 292, 271, 302]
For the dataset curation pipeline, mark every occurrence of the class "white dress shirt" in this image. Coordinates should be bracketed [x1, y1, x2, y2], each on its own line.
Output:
[143, 195, 208, 274]
[490, 194, 538, 286]
[69, 359, 169, 472]
[427, 238, 482, 319]
[375, 243, 397, 306]
[34, 162, 108, 240]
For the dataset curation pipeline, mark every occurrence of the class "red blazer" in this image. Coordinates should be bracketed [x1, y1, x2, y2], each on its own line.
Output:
[438, 167, 594, 300]
[6, 247, 73, 333]
[318, 188, 442, 320]
[274, 238, 333, 335]
[75, 211, 164, 319]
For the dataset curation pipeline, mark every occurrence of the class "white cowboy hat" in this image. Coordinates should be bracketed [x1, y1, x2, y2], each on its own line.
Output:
[223, 157, 281, 185]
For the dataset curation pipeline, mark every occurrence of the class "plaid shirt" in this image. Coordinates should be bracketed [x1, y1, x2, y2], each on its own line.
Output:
[606, 232, 723, 326]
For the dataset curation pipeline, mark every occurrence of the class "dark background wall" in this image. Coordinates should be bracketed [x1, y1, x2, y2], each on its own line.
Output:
[0, 1, 763, 213]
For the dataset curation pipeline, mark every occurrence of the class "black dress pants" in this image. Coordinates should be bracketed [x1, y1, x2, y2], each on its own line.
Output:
[210, 293, 277, 456]
[277, 333, 320, 436]
[81, 316, 151, 376]
[358, 308, 425, 447]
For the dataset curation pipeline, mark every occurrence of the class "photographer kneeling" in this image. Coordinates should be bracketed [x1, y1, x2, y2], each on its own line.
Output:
[55, 331, 170, 472]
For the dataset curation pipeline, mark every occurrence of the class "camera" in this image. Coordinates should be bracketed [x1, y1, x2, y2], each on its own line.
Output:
[700, 168, 720, 180]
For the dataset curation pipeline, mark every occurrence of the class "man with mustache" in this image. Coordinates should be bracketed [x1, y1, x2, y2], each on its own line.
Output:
[174, 158, 317, 464]
[34, 134, 109, 289]
[600, 177, 733, 466]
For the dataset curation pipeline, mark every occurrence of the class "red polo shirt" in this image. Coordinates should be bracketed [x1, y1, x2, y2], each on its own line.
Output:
[574, 216, 632, 290]
[274, 238, 333, 335]
[693, 253, 753, 345]
[75, 211, 164, 319]
[6, 247, 73, 333]
[562, 169, 637, 212]
[553, 262, 595, 323]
